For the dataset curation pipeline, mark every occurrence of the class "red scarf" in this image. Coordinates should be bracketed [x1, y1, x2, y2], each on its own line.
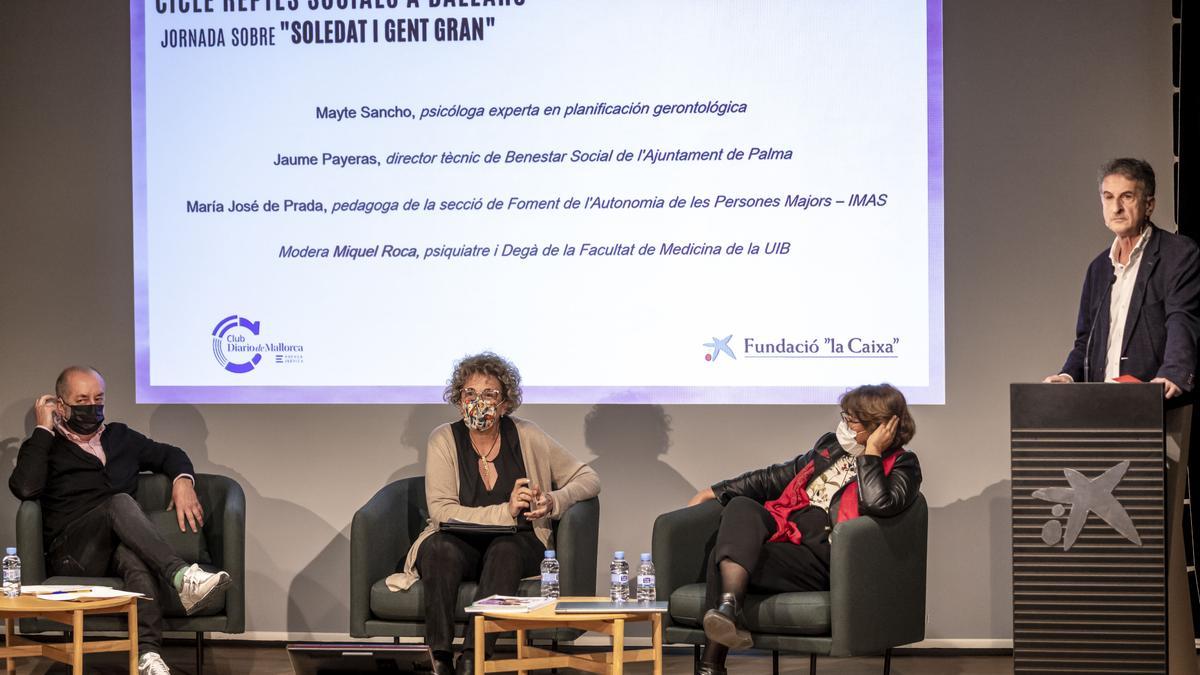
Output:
[763, 450, 903, 545]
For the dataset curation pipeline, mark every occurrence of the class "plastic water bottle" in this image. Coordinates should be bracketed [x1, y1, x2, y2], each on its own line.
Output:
[636, 553, 656, 604]
[540, 550, 560, 598]
[609, 551, 630, 602]
[2, 548, 20, 598]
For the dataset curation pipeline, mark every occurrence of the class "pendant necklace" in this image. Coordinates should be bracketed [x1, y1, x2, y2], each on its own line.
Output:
[472, 432, 500, 485]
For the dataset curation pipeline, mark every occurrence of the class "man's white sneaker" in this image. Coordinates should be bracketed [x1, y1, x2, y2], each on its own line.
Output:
[138, 651, 171, 675]
[178, 563, 232, 615]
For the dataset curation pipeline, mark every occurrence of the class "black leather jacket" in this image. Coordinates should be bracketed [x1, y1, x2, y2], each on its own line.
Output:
[710, 432, 922, 521]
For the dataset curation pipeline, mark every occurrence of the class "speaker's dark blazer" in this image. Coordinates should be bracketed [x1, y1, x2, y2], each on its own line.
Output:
[1060, 224, 1200, 391]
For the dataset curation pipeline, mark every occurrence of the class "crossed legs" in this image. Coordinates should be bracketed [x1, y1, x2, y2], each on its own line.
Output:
[700, 497, 832, 671]
[46, 493, 198, 656]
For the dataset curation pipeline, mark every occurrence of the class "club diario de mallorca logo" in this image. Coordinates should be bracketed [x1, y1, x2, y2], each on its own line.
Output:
[211, 314, 304, 373]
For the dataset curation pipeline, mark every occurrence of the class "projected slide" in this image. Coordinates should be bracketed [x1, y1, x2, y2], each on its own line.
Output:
[132, 0, 943, 404]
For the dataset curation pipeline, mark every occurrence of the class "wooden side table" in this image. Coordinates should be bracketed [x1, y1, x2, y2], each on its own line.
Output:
[0, 594, 138, 674]
[472, 596, 663, 675]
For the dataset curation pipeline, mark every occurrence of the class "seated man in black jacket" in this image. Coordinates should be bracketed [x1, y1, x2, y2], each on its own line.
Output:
[9, 366, 231, 675]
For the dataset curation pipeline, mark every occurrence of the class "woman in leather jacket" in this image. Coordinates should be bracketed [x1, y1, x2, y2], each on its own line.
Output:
[686, 383, 922, 675]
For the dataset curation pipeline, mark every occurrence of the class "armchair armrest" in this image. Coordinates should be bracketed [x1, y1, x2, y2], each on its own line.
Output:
[195, 473, 246, 634]
[652, 500, 722, 626]
[351, 478, 425, 637]
[554, 497, 598, 597]
[15, 501, 45, 585]
[829, 493, 927, 656]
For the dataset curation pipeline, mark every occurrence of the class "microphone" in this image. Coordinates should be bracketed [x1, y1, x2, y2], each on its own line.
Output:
[1083, 272, 1118, 382]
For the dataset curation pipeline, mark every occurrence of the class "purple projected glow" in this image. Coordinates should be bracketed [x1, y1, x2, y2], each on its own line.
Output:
[132, 1, 945, 405]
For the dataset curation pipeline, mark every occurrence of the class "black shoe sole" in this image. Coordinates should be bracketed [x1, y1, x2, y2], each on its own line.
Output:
[703, 609, 753, 650]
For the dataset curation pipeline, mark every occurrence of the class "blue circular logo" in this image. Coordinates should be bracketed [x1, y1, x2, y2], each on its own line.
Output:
[211, 315, 262, 374]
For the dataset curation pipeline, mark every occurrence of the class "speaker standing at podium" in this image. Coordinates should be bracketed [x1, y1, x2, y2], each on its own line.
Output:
[1039, 157, 1200, 668]
[1043, 158, 1200, 394]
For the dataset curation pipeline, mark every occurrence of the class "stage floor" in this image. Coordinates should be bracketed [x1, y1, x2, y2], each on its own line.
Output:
[5, 642, 1026, 674]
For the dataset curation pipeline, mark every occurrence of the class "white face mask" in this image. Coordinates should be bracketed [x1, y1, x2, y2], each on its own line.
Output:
[836, 420, 867, 456]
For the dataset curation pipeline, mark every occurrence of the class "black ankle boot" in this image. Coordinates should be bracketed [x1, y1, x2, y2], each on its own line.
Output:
[702, 592, 752, 650]
[696, 661, 729, 675]
[454, 650, 475, 675]
[430, 651, 454, 675]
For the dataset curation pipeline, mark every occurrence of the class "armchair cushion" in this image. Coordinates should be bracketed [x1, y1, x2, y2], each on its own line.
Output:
[668, 583, 831, 637]
[145, 510, 212, 565]
[369, 578, 543, 622]
[41, 568, 226, 618]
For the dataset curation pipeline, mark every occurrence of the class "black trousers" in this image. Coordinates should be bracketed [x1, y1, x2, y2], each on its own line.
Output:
[414, 530, 544, 656]
[704, 496, 832, 610]
[46, 493, 188, 654]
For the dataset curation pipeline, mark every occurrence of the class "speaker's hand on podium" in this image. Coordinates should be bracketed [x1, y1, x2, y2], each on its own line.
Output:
[688, 488, 716, 507]
[1043, 374, 1073, 384]
[1150, 377, 1182, 399]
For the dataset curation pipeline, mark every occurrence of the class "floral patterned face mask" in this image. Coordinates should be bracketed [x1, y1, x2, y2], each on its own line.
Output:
[461, 398, 499, 431]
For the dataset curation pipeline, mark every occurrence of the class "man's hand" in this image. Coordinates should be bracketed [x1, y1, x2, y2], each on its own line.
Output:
[688, 487, 716, 507]
[1151, 377, 1182, 399]
[1043, 374, 1073, 384]
[34, 395, 56, 429]
[508, 478, 533, 519]
[865, 416, 900, 457]
[169, 477, 204, 532]
[524, 485, 554, 520]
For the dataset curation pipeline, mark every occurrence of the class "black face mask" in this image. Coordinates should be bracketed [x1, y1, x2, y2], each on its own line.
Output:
[64, 404, 104, 435]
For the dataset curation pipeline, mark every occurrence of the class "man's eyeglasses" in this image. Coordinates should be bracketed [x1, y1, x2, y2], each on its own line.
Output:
[462, 388, 502, 404]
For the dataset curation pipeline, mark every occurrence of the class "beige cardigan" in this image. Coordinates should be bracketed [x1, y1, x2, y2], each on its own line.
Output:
[386, 416, 601, 591]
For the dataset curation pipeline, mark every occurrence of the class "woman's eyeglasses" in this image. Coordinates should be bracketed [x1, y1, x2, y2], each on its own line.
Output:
[462, 388, 502, 404]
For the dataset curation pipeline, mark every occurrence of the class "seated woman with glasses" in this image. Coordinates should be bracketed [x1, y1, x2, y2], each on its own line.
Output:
[685, 383, 922, 675]
[390, 352, 601, 675]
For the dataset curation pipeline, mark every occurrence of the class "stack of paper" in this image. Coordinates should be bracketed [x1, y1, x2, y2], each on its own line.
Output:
[465, 595, 555, 613]
[26, 586, 145, 601]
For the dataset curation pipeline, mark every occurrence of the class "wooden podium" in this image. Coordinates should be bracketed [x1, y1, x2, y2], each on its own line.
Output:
[1010, 383, 1194, 675]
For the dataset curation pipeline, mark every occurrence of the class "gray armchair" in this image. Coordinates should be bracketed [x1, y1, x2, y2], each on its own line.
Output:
[16, 473, 246, 674]
[350, 476, 599, 643]
[652, 494, 927, 675]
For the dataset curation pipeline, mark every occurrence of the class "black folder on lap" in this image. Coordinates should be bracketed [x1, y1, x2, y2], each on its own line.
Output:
[438, 521, 518, 535]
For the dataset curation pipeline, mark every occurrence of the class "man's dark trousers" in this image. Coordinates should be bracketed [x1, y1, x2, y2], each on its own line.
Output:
[46, 493, 187, 654]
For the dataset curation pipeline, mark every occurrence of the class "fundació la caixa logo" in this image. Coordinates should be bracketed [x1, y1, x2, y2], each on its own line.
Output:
[212, 315, 262, 373]
[1031, 461, 1141, 551]
[703, 335, 736, 363]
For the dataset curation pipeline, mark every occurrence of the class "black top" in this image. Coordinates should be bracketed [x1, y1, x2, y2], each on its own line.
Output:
[710, 432, 922, 523]
[451, 416, 532, 530]
[9, 424, 195, 544]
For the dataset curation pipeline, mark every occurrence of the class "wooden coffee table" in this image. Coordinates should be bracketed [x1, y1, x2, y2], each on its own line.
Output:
[472, 596, 662, 674]
[0, 594, 138, 674]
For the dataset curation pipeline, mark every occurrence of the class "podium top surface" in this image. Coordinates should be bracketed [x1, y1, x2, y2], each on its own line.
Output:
[1011, 383, 1163, 429]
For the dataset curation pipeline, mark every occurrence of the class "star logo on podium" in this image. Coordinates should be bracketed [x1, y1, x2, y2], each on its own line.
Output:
[1031, 460, 1141, 551]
